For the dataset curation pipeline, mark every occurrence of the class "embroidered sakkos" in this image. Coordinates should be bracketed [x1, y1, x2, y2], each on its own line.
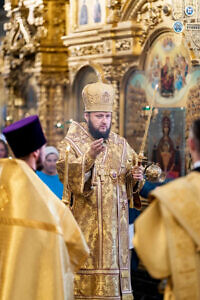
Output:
[57, 121, 139, 300]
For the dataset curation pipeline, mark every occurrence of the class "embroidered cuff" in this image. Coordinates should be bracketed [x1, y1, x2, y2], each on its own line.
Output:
[85, 151, 95, 172]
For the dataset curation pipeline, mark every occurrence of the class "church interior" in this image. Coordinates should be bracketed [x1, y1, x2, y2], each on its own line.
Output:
[0, 0, 200, 298]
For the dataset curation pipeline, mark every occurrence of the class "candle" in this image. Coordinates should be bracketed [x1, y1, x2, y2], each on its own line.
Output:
[62, 144, 71, 206]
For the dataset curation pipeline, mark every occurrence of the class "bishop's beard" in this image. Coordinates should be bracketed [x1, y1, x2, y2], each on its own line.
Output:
[88, 118, 111, 140]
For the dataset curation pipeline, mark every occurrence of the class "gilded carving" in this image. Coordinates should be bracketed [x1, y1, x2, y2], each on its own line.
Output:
[1, 0, 68, 144]
[135, 1, 163, 45]
[115, 39, 132, 52]
[70, 43, 104, 57]
[107, 0, 122, 24]
[36, 73, 68, 144]
[102, 63, 129, 80]
[111, 80, 119, 133]
[171, 0, 183, 20]
[171, 1, 200, 61]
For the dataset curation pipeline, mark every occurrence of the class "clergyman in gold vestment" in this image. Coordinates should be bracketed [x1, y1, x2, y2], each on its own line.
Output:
[134, 118, 200, 300]
[1, 115, 89, 300]
[57, 82, 144, 300]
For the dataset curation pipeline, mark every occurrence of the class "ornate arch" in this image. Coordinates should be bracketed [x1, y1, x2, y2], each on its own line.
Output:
[121, 0, 147, 21]
[120, 0, 174, 54]
[119, 64, 139, 135]
[72, 65, 99, 122]
[71, 62, 105, 84]
[139, 27, 173, 69]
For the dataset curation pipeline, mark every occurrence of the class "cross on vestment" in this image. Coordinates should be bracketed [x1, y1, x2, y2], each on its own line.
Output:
[97, 167, 106, 182]
[120, 192, 128, 210]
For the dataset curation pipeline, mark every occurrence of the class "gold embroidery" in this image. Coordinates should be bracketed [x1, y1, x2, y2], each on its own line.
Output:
[121, 270, 129, 278]
[0, 185, 9, 211]
[0, 216, 62, 235]
[122, 295, 133, 300]
[58, 121, 137, 299]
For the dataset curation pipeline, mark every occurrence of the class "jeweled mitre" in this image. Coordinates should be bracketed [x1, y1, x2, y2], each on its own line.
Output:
[82, 82, 114, 112]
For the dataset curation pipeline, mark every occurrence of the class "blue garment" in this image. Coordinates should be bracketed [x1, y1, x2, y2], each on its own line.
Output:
[140, 179, 172, 199]
[175, 75, 183, 91]
[36, 171, 63, 199]
[129, 207, 140, 224]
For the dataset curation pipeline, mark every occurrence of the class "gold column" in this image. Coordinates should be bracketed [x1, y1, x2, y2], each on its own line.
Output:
[2, 0, 69, 144]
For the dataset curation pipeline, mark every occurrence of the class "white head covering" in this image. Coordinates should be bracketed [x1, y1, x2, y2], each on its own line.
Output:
[44, 146, 59, 158]
[0, 133, 7, 143]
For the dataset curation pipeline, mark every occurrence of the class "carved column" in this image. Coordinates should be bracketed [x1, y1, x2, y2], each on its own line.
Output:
[36, 74, 68, 145]
[5, 86, 15, 125]
[111, 80, 120, 133]
[36, 78, 48, 134]
[102, 62, 129, 134]
[2, 0, 69, 144]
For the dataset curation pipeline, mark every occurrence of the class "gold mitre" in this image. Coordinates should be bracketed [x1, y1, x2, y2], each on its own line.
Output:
[82, 82, 115, 112]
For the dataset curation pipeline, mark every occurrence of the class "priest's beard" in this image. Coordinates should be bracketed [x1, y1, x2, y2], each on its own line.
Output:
[88, 118, 111, 140]
[36, 148, 44, 171]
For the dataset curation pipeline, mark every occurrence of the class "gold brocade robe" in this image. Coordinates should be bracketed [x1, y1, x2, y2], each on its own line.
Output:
[0, 158, 89, 300]
[134, 172, 200, 300]
[57, 121, 138, 300]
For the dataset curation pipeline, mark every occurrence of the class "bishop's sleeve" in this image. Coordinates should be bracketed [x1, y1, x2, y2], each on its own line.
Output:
[57, 139, 95, 197]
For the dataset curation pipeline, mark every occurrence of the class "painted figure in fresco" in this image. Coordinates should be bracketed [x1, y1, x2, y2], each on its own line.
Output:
[152, 115, 181, 179]
[160, 56, 174, 97]
[79, 0, 88, 25]
[57, 82, 144, 300]
[93, 0, 101, 23]
[162, 37, 174, 51]
[149, 54, 161, 89]
[175, 69, 183, 91]
[174, 55, 189, 91]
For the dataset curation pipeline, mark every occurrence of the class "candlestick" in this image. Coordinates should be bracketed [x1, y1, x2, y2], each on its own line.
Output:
[138, 84, 159, 161]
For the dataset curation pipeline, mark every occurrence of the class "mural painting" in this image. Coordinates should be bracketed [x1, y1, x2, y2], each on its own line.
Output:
[148, 108, 185, 179]
[145, 33, 191, 107]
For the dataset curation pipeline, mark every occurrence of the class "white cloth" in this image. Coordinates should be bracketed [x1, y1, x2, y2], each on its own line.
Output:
[45, 146, 59, 158]
[85, 171, 91, 182]
[193, 160, 200, 169]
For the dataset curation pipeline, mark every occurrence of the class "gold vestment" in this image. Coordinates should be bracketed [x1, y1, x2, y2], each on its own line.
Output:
[134, 172, 200, 300]
[0, 158, 89, 300]
[57, 121, 139, 300]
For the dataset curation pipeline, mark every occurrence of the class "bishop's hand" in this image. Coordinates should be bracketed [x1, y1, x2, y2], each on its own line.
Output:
[132, 165, 144, 181]
[89, 138, 105, 159]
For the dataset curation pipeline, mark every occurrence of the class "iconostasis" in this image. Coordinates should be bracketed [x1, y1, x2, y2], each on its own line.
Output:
[1, 0, 200, 152]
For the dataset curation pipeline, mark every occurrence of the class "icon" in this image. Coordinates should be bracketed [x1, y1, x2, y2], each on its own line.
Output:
[173, 21, 184, 33]
[185, 6, 194, 16]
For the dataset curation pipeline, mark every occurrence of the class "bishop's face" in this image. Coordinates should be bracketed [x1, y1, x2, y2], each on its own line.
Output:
[85, 112, 112, 140]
